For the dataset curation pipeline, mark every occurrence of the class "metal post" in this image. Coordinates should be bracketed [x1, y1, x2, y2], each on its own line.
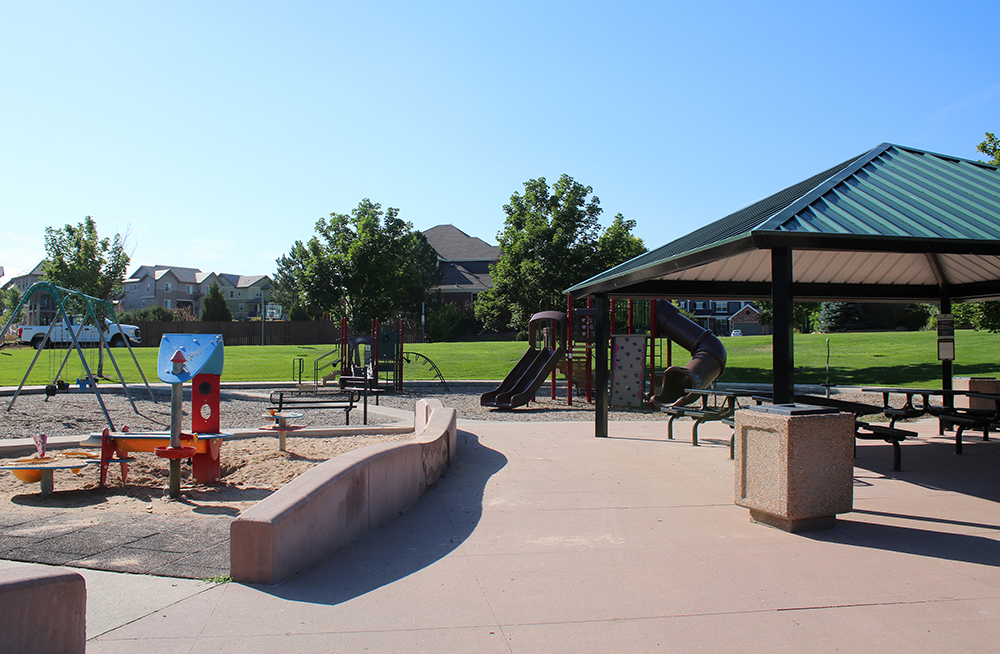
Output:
[567, 294, 574, 406]
[594, 294, 610, 437]
[941, 296, 953, 399]
[169, 350, 185, 498]
[771, 247, 794, 405]
[649, 299, 657, 396]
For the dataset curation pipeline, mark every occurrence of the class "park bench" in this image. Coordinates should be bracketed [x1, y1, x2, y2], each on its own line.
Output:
[268, 389, 357, 424]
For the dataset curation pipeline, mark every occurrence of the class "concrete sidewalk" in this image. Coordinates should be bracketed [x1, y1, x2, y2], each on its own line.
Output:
[15, 417, 1000, 652]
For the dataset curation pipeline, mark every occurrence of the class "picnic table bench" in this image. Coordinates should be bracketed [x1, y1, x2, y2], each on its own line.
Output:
[943, 391, 1000, 454]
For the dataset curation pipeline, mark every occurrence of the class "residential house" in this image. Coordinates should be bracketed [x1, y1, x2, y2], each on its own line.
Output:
[1, 261, 55, 325]
[728, 303, 767, 336]
[674, 299, 760, 336]
[421, 224, 500, 305]
[121, 266, 216, 317]
[215, 274, 272, 320]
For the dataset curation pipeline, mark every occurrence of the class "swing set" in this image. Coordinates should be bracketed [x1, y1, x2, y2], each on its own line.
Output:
[0, 281, 156, 430]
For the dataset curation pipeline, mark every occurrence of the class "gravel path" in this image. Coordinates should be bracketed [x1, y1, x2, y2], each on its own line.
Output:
[0, 388, 390, 441]
[0, 382, 901, 441]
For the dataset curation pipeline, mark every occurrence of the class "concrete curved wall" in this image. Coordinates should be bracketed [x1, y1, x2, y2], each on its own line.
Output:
[230, 399, 457, 585]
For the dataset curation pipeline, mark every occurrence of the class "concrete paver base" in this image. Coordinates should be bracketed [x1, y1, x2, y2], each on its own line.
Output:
[14, 417, 1000, 652]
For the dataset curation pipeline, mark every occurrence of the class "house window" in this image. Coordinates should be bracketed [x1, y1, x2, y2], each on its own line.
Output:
[694, 301, 705, 310]
[146, 283, 150, 292]
[187, 285, 193, 294]
[715, 301, 727, 312]
[165, 283, 172, 293]
[229, 291, 234, 298]
[164, 299, 171, 309]
[237, 290, 242, 298]
[239, 303, 245, 312]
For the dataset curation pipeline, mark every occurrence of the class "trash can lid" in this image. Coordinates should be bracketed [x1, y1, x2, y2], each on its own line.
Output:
[747, 403, 839, 416]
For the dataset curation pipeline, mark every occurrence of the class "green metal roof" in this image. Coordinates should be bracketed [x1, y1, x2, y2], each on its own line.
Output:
[567, 143, 1000, 302]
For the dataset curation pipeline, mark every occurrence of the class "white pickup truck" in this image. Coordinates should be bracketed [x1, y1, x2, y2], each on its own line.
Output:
[17, 317, 142, 349]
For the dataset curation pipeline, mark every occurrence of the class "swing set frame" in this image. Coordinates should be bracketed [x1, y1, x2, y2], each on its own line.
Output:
[0, 281, 156, 431]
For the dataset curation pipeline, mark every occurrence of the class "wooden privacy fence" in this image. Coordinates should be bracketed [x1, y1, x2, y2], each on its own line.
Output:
[132, 320, 424, 347]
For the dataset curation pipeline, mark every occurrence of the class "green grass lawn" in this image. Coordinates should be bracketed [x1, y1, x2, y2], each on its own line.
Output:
[1, 330, 997, 388]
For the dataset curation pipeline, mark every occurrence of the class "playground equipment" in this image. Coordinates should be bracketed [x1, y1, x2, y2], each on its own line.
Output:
[294, 317, 449, 392]
[0, 433, 100, 497]
[560, 296, 727, 409]
[481, 311, 567, 409]
[648, 301, 727, 407]
[0, 282, 156, 430]
[83, 334, 229, 498]
[260, 410, 305, 452]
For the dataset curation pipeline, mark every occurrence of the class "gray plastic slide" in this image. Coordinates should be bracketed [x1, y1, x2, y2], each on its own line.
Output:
[481, 311, 567, 409]
[648, 302, 727, 408]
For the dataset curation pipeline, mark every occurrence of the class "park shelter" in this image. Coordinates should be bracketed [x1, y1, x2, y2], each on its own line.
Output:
[565, 143, 1000, 436]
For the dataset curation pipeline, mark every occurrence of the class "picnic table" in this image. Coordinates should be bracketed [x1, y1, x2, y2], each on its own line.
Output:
[659, 388, 761, 453]
[339, 375, 384, 425]
[862, 387, 994, 455]
[787, 394, 916, 471]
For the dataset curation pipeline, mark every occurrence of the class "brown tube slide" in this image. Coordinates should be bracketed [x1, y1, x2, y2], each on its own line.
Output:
[649, 301, 727, 408]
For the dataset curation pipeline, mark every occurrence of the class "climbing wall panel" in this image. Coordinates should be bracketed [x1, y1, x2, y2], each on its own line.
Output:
[611, 336, 647, 407]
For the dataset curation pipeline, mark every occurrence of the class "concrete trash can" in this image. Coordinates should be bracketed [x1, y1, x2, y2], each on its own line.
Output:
[734, 404, 855, 532]
[954, 377, 1000, 410]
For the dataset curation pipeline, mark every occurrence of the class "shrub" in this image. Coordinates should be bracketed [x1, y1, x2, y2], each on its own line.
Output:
[118, 305, 176, 323]
[425, 303, 470, 342]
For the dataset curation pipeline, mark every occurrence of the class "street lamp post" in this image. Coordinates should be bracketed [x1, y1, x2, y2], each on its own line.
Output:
[260, 284, 270, 346]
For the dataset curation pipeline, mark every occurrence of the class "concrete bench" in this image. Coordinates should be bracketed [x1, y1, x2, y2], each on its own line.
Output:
[231, 399, 457, 585]
[0, 566, 86, 653]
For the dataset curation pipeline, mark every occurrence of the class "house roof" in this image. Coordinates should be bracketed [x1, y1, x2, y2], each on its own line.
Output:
[567, 143, 1000, 303]
[217, 273, 269, 289]
[423, 224, 500, 262]
[436, 262, 494, 292]
[126, 265, 204, 285]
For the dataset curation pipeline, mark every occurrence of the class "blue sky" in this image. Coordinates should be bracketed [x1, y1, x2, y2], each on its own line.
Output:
[2, 1, 997, 286]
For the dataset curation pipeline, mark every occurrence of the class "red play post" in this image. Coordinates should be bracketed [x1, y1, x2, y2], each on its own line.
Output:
[567, 294, 574, 406]
[191, 372, 222, 483]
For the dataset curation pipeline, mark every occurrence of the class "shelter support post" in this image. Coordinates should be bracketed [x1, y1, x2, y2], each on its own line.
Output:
[771, 247, 794, 405]
[941, 295, 953, 406]
[594, 294, 609, 437]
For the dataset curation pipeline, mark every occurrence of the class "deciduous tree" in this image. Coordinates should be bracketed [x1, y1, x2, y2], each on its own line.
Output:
[42, 216, 129, 376]
[475, 175, 646, 332]
[275, 199, 442, 330]
[978, 131, 1000, 165]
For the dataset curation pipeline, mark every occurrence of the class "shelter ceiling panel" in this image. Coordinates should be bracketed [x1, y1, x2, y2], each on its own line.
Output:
[939, 253, 1000, 286]
[660, 249, 771, 283]
[793, 250, 937, 286]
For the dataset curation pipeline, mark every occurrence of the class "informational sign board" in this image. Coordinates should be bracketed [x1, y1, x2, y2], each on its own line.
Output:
[937, 314, 955, 361]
